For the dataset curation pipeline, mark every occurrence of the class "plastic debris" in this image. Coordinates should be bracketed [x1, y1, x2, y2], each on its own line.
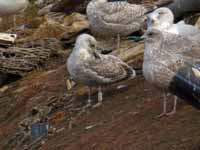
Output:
[31, 122, 48, 141]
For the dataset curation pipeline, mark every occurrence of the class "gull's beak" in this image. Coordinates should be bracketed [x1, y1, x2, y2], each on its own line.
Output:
[141, 30, 150, 39]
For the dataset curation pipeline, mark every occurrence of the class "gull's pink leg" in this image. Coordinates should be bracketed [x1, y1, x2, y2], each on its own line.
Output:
[166, 96, 177, 116]
[156, 94, 167, 118]
[83, 86, 92, 109]
[93, 86, 103, 108]
[117, 34, 121, 50]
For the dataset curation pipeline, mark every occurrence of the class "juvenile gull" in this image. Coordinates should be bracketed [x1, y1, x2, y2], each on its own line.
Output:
[86, 0, 148, 48]
[143, 29, 200, 116]
[67, 34, 136, 107]
[0, 0, 29, 28]
[147, 7, 200, 37]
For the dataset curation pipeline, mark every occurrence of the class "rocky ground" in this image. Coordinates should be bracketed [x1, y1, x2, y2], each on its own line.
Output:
[0, 0, 199, 150]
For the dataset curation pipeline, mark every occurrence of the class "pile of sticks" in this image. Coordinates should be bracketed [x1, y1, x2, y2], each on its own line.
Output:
[0, 47, 53, 76]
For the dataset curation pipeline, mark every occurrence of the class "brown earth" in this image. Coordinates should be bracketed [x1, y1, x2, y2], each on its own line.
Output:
[0, 53, 199, 150]
[41, 78, 200, 150]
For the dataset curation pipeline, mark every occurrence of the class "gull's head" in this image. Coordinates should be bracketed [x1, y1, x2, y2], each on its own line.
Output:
[147, 7, 174, 30]
[74, 34, 97, 52]
[92, 0, 107, 4]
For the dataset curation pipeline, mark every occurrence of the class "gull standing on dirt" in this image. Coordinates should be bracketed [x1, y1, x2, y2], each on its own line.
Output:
[147, 7, 200, 37]
[86, 0, 148, 48]
[143, 29, 200, 116]
[67, 34, 136, 107]
[0, 0, 29, 28]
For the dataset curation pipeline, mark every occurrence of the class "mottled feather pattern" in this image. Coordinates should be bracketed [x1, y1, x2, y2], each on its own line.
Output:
[143, 30, 200, 89]
[161, 31, 200, 56]
[99, 2, 147, 25]
[87, 0, 147, 37]
[86, 54, 134, 84]
[67, 34, 135, 86]
[147, 31, 200, 64]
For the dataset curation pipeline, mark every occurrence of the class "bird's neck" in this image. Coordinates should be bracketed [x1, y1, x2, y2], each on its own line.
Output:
[160, 22, 172, 30]
[144, 40, 162, 62]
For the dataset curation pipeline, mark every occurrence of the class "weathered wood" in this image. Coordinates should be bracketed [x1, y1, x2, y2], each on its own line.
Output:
[0, 33, 17, 47]
[0, 47, 53, 76]
[112, 41, 144, 64]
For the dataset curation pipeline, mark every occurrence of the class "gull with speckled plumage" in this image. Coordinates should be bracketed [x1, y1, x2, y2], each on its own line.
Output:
[86, 0, 148, 48]
[67, 34, 136, 107]
[143, 29, 200, 116]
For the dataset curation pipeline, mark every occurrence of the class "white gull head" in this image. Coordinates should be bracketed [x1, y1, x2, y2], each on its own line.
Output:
[147, 7, 174, 31]
[73, 34, 97, 56]
[67, 34, 97, 75]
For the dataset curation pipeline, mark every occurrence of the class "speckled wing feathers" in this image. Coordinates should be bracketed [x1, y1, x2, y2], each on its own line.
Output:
[159, 31, 200, 64]
[86, 54, 134, 84]
[162, 32, 200, 54]
[100, 2, 147, 25]
[87, 0, 147, 37]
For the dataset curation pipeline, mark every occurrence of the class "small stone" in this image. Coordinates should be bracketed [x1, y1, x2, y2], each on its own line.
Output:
[0, 85, 8, 93]
[66, 79, 76, 90]
[117, 85, 128, 89]
[85, 125, 95, 130]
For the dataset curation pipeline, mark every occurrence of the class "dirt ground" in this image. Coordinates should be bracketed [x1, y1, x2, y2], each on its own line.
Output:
[41, 78, 200, 150]
[0, 53, 199, 150]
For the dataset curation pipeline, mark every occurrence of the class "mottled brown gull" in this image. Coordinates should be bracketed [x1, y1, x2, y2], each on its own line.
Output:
[143, 29, 200, 116]
[147, 7, 200, 37]
[67, 34, 136, 107]
[86, 0, 148, 48]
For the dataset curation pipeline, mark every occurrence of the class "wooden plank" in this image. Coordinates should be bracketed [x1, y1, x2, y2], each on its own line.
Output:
[0, 33, 17, 46]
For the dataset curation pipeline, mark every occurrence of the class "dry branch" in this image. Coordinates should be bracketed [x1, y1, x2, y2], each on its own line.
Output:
[0, 47, 53, 76]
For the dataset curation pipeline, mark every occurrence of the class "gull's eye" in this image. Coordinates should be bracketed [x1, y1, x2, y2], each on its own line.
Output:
[148, 32, 154, 36]
[90, 43, 95, 48]
[158, 11, 164, 15]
